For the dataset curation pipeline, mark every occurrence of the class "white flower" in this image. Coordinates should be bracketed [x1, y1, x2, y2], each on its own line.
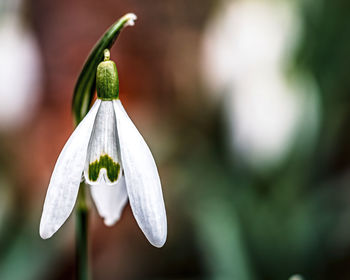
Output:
[39, 50, 167, 248]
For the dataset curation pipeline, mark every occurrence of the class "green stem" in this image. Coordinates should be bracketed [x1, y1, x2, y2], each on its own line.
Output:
[76, 183, 89, 280]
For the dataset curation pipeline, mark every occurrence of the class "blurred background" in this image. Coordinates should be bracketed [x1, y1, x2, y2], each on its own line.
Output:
[0, 0, 350, 279]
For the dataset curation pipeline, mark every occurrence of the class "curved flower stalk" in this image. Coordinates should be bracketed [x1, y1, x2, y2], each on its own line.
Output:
[73, 13, 138, 125]
[40, 48, 167, 248]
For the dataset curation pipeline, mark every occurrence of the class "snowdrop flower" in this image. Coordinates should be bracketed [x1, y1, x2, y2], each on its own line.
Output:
[40, 49, 167, 248]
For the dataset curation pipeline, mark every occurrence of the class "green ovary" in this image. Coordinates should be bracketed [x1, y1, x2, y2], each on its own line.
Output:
[88, 155, 120, 183]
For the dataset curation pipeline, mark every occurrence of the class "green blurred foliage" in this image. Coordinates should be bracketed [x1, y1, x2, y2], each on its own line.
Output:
[168, 0, 350, 279]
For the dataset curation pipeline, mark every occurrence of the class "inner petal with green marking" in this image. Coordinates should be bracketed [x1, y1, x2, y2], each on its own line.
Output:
[88, 154, 120, 183]
[84, 101, 122, 185]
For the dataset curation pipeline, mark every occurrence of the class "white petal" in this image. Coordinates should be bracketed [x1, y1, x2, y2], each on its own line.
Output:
[113, 100, 167, 247]
[39, 100, 101, 239]
[90, 176, 128, 226]
[84, 101, 122, 185]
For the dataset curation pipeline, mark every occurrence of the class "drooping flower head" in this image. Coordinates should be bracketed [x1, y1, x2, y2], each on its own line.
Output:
[40, 47, 167, 248]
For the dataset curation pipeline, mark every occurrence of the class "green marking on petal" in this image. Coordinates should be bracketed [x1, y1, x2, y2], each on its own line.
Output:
[88, 155, 120, 183]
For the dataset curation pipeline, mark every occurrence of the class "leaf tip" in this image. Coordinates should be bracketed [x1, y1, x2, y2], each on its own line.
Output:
[123, 13, 137, 27]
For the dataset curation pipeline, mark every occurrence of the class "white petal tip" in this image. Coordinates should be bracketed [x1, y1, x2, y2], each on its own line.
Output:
[149, 236, 167, 248]
[148, 231, 167, 248]
[104, 217, 119, 227]
[39, 218, 60, 239]
[39, 227, 53, 240]
[123, 13, 137, 27]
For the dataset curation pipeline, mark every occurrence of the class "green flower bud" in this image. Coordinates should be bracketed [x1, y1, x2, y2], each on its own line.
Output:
[96, 49, 119, 100]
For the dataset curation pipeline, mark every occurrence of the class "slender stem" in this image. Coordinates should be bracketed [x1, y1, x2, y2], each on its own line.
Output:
[76, 183, 89, 280]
